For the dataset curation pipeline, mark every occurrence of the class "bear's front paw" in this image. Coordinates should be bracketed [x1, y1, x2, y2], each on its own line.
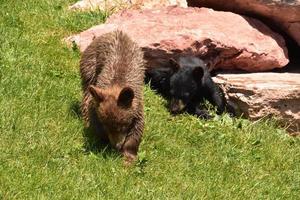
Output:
[122, 151, 137, 167]
[194, 108, 213, 120]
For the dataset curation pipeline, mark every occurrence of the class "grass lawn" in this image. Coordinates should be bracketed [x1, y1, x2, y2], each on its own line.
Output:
[1, 0, 300, 199]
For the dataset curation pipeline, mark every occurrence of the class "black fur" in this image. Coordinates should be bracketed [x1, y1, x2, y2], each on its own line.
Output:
[146, 56, 231, 119]
[145, 66, 173, 98]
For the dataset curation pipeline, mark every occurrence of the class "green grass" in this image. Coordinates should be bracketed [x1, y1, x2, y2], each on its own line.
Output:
[1, 0, 300, 199]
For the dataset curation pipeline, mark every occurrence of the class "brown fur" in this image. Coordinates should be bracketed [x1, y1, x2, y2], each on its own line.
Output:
[80, 30, 145, 164]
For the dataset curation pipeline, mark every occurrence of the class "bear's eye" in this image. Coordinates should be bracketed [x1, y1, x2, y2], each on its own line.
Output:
[170, 89, 175, 95]
[184, 92, 190, 98]
[160, 78, 166, 83]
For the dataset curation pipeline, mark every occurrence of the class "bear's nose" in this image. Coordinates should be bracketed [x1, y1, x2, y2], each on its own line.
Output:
[116, 143, 123, 151]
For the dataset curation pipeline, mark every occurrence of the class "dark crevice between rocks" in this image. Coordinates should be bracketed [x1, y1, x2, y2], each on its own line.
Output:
[272, 34, 300, 73]
[251, 14, 300, 73]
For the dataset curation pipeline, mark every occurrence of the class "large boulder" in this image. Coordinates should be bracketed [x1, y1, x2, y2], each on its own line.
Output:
[188, 0, 300, 46]
[213, 72, 300, 133]
[66, 6, 289, 72]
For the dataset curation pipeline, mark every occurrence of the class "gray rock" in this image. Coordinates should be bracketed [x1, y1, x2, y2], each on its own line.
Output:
[68, 0, 187, 11]
[213, 72, 300, 133]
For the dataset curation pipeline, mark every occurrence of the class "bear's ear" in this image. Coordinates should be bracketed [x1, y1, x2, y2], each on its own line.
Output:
[169, 58, 180, 72]
[192, 67, 204, 81]
[89, 85, 105, 103]
[118, 87, 134, 108]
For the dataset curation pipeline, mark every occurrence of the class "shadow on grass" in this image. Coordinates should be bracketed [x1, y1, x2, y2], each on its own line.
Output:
[69, 100, 120, 159]
[82, 126, 120, 159]
[69, 100, 81, 119]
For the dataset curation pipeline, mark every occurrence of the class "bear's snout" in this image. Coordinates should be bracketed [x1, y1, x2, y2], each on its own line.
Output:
[169, 99, 186, 114]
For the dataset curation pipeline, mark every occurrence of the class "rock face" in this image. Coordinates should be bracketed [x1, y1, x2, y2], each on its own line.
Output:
[213, 72, 300, 133]
[67, 6, 289, 72]
[188, 0, 300, 46]
[69, 0, 187, 11]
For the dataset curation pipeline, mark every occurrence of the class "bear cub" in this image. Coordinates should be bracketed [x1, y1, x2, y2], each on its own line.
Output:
[80, 30, 145, 164]
[146, 56, 231, 119]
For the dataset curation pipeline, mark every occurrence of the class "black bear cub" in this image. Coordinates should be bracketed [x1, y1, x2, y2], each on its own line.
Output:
[146, 56, 229, 119]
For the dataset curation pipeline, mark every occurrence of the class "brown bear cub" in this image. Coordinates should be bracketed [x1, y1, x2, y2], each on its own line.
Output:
[80, 30, 145, 164]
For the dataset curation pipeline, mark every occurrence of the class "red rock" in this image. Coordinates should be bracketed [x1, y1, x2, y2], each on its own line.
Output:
[66, 6, 289, 72]
[213, 72, 300, 133]
[188, 0, 300, 46]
